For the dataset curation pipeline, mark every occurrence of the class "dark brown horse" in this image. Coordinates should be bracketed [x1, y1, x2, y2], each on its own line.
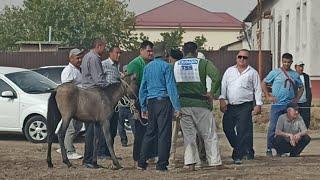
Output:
[46, 75, 137, 169]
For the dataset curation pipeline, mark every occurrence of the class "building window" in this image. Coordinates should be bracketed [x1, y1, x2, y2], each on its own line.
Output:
[302, 1, 307, 46]
[285, 14, 289, 52]
[296, 6, 301, 50]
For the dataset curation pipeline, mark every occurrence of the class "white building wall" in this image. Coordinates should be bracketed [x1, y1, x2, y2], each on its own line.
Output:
[248, 0, 319, 78]
[134, 28, 241, 50]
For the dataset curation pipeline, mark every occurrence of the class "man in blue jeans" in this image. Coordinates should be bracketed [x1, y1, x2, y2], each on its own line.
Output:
[261, 53, 304, 157]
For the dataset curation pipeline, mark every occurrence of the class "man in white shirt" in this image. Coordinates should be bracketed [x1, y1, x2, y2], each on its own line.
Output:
[58, 48, 85, 160]
[219, 49, 262, 164]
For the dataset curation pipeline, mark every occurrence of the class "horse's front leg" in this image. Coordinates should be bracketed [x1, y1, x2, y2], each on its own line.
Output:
[101, 119, 122, 170]
[58, 118, 73, 168]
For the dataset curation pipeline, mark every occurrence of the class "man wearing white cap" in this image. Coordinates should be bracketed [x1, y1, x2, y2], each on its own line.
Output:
[57, 48, 85, 159]
[295, 61, 312, 129]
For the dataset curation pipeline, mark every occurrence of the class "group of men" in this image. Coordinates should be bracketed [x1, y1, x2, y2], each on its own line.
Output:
[58, 37, 313, 171]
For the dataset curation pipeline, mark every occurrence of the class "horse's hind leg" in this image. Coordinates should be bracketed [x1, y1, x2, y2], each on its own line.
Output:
[100, 120, 122, 169]
[47, 131, 54, 168]
[58, 117, 73, 168]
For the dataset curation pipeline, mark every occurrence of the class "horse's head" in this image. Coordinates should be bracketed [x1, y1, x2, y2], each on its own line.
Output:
[120, 73, 138, 99]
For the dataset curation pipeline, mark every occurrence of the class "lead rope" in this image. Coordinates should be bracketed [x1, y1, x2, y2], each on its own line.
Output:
[114, 96, 148, 126]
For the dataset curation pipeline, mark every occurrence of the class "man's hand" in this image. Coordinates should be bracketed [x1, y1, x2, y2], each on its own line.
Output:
[293, 133, 301, 143]
[175, 111, 181, 118]
[203, 92, 213, 105]
[288, 133, 296, 146]
[141, 111, 148, 119]
[252, 105, 261, 115]
[219, 99, 227, 113]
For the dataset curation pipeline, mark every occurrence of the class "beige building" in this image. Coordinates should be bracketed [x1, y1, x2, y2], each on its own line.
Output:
[134, 0, 243, 50]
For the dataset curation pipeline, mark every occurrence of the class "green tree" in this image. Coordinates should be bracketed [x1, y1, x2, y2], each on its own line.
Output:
[159, 27, 185, 49]
[0, 0, 136, 51]
[126, 32, 150, 51]
[194, 35, 207, 50]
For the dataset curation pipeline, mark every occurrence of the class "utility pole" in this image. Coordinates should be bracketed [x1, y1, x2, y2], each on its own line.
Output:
[257, 0, 263, 79]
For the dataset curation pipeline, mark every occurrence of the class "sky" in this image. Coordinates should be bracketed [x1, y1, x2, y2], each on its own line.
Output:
[0, 0, 257, 21]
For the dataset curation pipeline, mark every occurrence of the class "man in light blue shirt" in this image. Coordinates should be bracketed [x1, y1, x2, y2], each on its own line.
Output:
[138, 43, 181, 171]
[262, 53, 304, 157]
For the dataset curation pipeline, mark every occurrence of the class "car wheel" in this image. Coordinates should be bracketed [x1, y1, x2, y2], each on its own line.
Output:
[24, 115, 47, 143]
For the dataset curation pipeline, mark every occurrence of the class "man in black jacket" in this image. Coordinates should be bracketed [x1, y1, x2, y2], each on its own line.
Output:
[295, 61, 312, 129]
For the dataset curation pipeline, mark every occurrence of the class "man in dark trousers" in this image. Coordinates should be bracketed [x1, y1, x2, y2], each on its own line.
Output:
[295, 61, 312, 129]
[137, 43, 181, 171]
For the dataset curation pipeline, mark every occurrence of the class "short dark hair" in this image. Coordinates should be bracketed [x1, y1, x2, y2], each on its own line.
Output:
[108, 45, 120, 53]
[92, 38, 106, 48]
[239, 49, 250, 54]
[140, 40, 154, 49]
[282, 53, 293, 61]
[170, 49, 183, 60]
[183, 41, 197, 55]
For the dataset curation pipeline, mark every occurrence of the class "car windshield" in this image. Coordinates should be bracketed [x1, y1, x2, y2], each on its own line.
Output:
[5, 71, 57, 94]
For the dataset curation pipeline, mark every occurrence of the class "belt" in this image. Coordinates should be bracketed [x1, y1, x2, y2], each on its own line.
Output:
[148, 96, 169, 101]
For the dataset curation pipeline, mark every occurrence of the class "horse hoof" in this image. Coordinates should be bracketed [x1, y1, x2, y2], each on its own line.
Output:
[48, 163, 53, 168]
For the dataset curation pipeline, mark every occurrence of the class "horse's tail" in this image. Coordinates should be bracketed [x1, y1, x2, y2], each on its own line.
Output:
[47, 90, 61, 168]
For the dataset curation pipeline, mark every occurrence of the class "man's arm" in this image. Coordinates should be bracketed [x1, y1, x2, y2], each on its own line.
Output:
[261, 80, 277, 103]
[165, 64, 181, 114]
[89, 57, 107, 87]
[253, 71, 263, 114]
[139, 68, 148, 113]
[206, 60, 221, 99]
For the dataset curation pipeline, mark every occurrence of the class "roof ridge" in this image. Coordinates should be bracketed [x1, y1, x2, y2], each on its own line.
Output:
[136, 0, 214, 17]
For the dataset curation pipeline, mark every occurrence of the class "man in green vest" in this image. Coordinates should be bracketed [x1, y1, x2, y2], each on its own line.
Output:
[173, 41, 222, 170]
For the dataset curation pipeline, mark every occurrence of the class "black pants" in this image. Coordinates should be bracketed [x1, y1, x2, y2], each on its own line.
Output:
[138, 98, 173, 170]
[98, 111, 119, 156]
[298, 102, 311, 129]
[223, 102, 253, 160]
[83, 122, 100, 164]
[273, 135, 311, 156]
[133, 103, 147, 161]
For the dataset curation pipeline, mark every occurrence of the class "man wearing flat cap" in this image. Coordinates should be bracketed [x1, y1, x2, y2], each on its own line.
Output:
[273, 103, 310, 157]
[58, 48, 86, 160]
[295, 61, 312, 129]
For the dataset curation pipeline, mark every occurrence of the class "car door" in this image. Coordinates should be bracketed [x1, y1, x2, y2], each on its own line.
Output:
[0, 78, 20, 130]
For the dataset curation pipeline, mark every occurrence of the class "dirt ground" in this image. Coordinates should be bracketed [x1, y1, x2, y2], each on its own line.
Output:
[1, 107, 320, 180]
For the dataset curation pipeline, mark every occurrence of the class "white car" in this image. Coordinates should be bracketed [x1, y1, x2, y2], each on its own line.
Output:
[0, 66, 57, 143]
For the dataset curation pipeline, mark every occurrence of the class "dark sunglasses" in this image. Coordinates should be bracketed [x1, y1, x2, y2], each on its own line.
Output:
[237, 55, 248, 60]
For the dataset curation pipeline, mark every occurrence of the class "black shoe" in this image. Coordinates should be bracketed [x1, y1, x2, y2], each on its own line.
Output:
[156, 167, 168, 172]
[246, 153, 254, 160]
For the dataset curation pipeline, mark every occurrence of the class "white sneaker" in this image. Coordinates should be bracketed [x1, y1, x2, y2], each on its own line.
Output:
[67, 152, 83, 160]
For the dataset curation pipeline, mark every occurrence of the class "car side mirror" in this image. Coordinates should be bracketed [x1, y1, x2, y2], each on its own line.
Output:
[1, 91, 16, 98]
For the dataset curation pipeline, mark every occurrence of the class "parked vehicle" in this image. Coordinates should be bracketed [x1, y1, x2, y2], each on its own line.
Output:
[0, 66, 57, 143]
[32, 66, 66, 84]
